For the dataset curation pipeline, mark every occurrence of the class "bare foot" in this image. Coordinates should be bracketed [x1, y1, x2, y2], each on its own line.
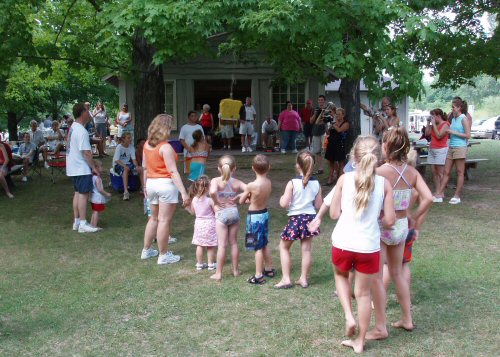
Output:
[294, 279, 309, 288]
[345, 318, 357, 337]
[210, 273, 222, 281]
[274, 280, 293, 289]
[391, 320, 413, 331]
[365, 327, 388, 340]
[232, 270, 241, 277]
[341, 338, 364, 354]
[7, 193, 14, 198]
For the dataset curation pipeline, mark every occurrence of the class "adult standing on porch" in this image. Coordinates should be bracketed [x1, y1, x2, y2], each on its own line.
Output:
[67, 103, 98, 233]
[278, 101, 301, 154]
[299, 99, 314, 150]
[240, 97, 256, 153]
[199, 104, 214, 145]
[179, 111, 204, 176]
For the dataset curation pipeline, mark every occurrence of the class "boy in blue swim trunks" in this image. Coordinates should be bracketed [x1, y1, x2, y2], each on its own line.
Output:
[240, 154, 275, 285]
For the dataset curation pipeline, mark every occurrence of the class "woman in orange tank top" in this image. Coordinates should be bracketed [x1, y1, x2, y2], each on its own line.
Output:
[140, 114, 189, 265]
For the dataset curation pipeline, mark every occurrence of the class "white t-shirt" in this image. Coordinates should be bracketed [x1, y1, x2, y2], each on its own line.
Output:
[179, 123, 204, 156]
[331, 172, 385, 253]
[261, 119, 278, 134]
[66, 122, 92, 176]
[244, 105, 257, 121]
[94, 110, 107, 124]
[113, 144, 136, 165]
[287, 177, 320, 216]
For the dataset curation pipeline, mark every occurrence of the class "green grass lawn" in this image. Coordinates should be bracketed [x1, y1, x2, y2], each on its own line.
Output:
[1, 141, 499, 356]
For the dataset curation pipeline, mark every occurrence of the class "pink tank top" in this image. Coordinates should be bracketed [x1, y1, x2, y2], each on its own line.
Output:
[192, 196, 215, 219]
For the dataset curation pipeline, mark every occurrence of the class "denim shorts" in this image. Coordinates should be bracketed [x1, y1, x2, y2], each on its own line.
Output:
[72, 174, 93, 194]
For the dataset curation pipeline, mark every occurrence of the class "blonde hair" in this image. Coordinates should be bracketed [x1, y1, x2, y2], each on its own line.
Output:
[296, 150, 315, 187]
[353, 136, 381, 216]
[218, 155, 236, 183]
[147, 114, 173, 147]
[382, 126, 410, 162]
[188, 175, 210, 198]
[94, 159, 103, 169]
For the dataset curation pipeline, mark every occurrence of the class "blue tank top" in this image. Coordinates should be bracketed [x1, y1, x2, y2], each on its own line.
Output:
[449, 114, 467, 148]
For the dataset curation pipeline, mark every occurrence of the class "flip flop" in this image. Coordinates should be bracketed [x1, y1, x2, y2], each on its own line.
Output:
[274, 283, 293, 289]
[263, 268, 276, 278]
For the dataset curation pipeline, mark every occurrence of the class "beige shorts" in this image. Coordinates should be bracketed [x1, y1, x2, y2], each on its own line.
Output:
[447, 147, 467, 160]
[311, 135, 324, 154]
[146, 178, 179, 204]
[221, 125, 234, 139]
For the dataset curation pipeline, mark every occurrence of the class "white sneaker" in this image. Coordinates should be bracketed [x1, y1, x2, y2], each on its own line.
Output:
[449, 197, 461, 204]
[123, 192, 130, 201]
[72, 222, 80, 231]
[21, 176, 27, 182]
[281, 149, 286, 154]
[432, 196, 443, 203]
[292, 149, 298, 154]
[168, 236, 177, 244]
[157, 251, 181, 265]
[228, 146, 231, 150]
[247, 147, 253, 153]
[242, 147, 246, 153]
[195, 263, 208, 270]
[78, 223, 99, 233]
[141, 248, 159, 260]
[44, 161, 50, 169]
[207, 263, 217, 271]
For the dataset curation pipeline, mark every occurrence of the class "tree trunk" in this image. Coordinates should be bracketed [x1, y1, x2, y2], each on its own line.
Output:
[339, 79, 360, 156]
[7, 111, 18, 141]
[132, 34, 165, 141]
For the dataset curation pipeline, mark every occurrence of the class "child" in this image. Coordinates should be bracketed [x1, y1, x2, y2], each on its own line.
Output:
[275, 150, 322, 289]
[186, 175, 217, 271]
[209, 155, 246, 281]
[187, 129, 210, 182]
[90, 160, 111, 229]
[239, 155, 275, 285]
[329, 136, 395, 354]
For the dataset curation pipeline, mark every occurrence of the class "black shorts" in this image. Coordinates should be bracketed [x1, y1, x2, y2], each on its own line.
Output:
[72, 174, 93, 194]
[303, 123, 313, 138]
[202, 127, 213, 137]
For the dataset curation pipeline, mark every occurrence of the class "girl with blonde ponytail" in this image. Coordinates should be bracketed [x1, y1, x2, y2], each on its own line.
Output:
[209, 155, 246, 281]
[275, 150, 323, 289]
[329, 136, 395, 354]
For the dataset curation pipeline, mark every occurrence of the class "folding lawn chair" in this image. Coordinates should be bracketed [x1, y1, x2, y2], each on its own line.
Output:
[47, 153, 66, 183]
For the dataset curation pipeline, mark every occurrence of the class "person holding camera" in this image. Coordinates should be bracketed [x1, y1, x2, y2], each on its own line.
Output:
[324, 108, 350, 186]
[310, 95, 333, 174]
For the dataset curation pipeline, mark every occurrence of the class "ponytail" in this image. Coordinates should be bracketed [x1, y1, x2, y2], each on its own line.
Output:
[221, 163, 231, 183]
[218, 155, 236, 184]
[296, 150, 316, 187]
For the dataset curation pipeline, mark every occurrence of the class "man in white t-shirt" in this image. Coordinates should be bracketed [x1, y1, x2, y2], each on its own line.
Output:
[261, 116, 278, 151]
[179, 110, 204, 175]
[239, 97, 257, 152]
[112, 132, 139, 201]
[66, 102, 98, 233]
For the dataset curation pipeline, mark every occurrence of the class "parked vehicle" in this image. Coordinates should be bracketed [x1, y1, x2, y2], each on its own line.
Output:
[471, 117, 497, 139]
[494, 116, 500, 140]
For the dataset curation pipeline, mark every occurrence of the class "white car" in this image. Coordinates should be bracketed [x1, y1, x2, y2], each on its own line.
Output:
[470, 117, 497, 139]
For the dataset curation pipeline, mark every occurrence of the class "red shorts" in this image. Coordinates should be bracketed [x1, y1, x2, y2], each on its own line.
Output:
[331, 247, 380, 274]
[91, 203, 105, 212]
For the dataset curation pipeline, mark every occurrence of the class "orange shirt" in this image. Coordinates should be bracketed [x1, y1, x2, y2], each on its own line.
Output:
[144, 141, 177, 178]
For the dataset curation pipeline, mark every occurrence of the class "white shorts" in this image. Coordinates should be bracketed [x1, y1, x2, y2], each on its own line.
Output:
[427, 147, 448, 165]
[239, 121, 254, 136]
[146, 178, 179, 204]
[311, 135, 324, 154]
[221, 125, 234, 139]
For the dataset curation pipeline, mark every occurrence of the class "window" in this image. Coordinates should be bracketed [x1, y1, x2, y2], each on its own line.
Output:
[271, 83, 307, 118]
[165, 80, 177, 130]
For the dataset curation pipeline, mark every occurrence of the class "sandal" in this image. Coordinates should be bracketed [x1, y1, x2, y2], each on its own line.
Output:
[263, 268, 276, 278]
[247, 275, 266, 285]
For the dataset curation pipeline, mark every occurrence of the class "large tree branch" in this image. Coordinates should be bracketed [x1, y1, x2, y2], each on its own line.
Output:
[86, 0, 102, 12]
[54, 0, 78, 46]
[15, 55, 132, 72]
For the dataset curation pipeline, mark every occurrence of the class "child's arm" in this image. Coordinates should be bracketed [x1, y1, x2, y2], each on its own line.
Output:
[410, 171, 433, 235]
[313, 186, 323, 210]
[330, 176, 344, 219]
[96, 177, 111, 197]
[381, 179, 396, 229]
[279, 181, 293, 209]
[239, 182, 252, 205]
[184, 201, 194, 215]
[308, 186, 336, 232]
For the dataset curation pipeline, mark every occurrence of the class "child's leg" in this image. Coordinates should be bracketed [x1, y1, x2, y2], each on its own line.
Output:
[383, 263, 391, 292]
[387, 243, 413, 330]
[341, 271, 376, 354]
[366, 243, 388, 340]
[334, 266, 356, 337]
[195, 245, 204, 265]
[403, 262, 411, 287]
[255, 249, 264, 277]
[207, 247, 216, 265]
[143, 203, 159, 250]
[275, 240, 294, 287]
[228, 222, 241, 276]
[91, 211, 99, 227]
[211, 221, 229, 280]
[262, 246, 273, 271]
[296, 237, 312, 286]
